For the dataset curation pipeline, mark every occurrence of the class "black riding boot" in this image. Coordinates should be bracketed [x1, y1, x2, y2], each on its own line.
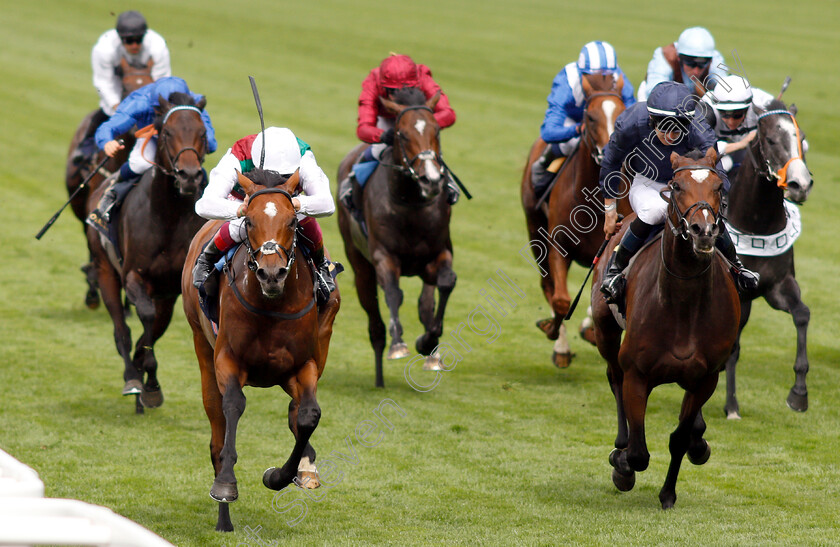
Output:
[312, 249, 336, 306]
[531, 144, 566, 199]
[600, 218, 653, 304]
[192, 239, 225, 289]
[716, 223, 760, 292]
[87, 172, 141, 229]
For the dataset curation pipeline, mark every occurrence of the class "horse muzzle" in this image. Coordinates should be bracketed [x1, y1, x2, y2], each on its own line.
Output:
[174, 166, 205, 196]
[783, 160, 813, 204]
[688, 218, 719, 254]
[255, 264, 289, 298]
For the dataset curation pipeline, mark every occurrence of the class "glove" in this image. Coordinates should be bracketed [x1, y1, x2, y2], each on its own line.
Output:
[379, 128, 395, 145]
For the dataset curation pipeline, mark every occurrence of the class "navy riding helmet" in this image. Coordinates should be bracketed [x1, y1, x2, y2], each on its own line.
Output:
[646, 81, 697, 130]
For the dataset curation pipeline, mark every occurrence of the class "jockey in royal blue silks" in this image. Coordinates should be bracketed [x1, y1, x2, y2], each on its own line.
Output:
[87, 76, 217, 231]
[598, 81, 759, 304]
[530, 41, 637, 196]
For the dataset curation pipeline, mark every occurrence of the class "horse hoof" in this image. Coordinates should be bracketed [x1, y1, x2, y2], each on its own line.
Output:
[262, 467, 291, 491]
[84, 291, 100, 310]
[579, 322, 596, 346]
[122, 379, 142, 396]
[611, 468, 635, 492]
[387, 343, 409, 360]
[423, 354, 443, 371]
[786, 390, 808, 412]
[140, 387, 164, 408]
[296, 470, 320, 489]
[535, 318, 560, 340]
[210, 481, 238, 503]
[725, 410, 741, 420]
[660, 495, 676, 510]
[688, 440, 711, 465]
[552, 351, 572, 369]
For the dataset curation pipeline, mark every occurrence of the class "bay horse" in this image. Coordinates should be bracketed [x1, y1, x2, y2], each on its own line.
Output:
[337, 87, 455, 387]
[65, 57, 153, 308]
[520, 73, 630, 367]
[181, 171, 340, 532]
[86, 92, 208, 413]
[590, 148, 740, 509]
[722, 100, 813, 418]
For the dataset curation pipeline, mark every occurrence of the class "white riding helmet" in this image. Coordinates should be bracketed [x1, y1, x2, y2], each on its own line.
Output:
[708, 75, 753, 110]
[250, 127, 302, 174]
[676, 27, 715, 58]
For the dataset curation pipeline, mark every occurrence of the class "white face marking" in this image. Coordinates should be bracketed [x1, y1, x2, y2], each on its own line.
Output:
[702, 209, 710, 221]
[778, 116, 799, 158]
[602, 101, 617, 135]
[264, 202, 278, 218]
[690, 169, 710, 182]
[414, 119, 426, 135]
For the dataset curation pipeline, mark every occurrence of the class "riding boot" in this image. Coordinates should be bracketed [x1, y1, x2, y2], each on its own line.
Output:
[192, 239, 225, 289]
[338, 175, 355, 212]
[600, 218, 653, 304]
[87, 167, 141, 229]
[312, 248, 336, 306]
[716, 224, 760, 292]
[531, 144, 565, 199]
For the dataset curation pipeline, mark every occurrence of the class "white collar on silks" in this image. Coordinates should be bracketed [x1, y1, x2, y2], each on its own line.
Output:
[725, 201, 802, 257]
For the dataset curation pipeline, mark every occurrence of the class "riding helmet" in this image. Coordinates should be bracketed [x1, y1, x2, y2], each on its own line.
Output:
[646, 81, 697, 121]
[676, 27, 715, 59]
[380, 54, 420, 89]
[706, 75, 753, 110]
[116, 11, 148, 38]
[251, 127, 304, 175]
[577, 41, 618, 75]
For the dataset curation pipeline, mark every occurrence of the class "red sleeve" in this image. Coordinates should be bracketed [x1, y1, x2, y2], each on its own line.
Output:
[418, 65, 456, 129]
[356, 69, 385, 144]
[230, 134, 258, 162]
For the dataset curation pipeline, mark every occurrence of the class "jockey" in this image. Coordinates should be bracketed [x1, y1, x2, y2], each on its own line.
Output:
[598, 81, 759, 303]
[86, 76, 217, 232]
[72, 11, 172, 166]
[700, 74, 801, 177]
[531, 40, 637, 197]
[636, 27, 727, 101]
[338, 53, 457, 210]
[192, 127, 337, 305]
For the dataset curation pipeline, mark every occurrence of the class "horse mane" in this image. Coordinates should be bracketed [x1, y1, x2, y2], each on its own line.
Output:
[767, 98, 787, 111]
[683, 148, 707, 161]
[390, 87, 426, 107]
[244, 168, 291, 189]
[154, 92, 198, 129]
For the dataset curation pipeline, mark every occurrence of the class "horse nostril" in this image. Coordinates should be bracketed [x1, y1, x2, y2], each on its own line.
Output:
[256, 268, 268, 282]
[690, 224, 702, 236]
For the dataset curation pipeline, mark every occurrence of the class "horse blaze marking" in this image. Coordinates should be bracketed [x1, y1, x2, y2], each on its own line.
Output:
[414, 119, 426, 135]
[264, 202, 278, 218]
[690, 169, 710, 182]
[602, 101, 616, 134]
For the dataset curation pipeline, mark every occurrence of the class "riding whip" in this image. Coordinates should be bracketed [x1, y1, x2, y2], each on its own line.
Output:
[564, 235, 610, 320]
[35, 140, 123, 240]
[249, 76, 266, 169]
[776, 77, 792, 101]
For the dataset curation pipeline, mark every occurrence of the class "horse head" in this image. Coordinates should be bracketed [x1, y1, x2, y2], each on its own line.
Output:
[381, 87, 444, 201]
[755, 101, 812, 204]
[581, 74, 627, 164]
[666, 148, 724, 255]
[118, 57, 154, 97]
[154, 93, 208, 196]
[238, 170, 301, 299]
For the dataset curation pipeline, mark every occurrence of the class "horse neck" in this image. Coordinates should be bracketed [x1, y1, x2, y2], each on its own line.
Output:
[148, 168, 197, 220]
[726, 140, 788, 234]
[658, 221, 716, 300]
[574, 130, 601, 188]
[385, 148, 431, 206]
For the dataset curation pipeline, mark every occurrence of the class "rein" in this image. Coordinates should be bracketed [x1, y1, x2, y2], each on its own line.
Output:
[391, 105, 444, 183]
[747, 109, 803, 188]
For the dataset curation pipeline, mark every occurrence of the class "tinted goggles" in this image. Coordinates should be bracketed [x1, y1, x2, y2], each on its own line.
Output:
[121, 35, 144, 45]
[679, 55, 712, 69]
[720, 109, 748, 120]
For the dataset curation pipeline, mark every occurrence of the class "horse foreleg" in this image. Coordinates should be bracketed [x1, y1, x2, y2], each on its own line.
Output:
[94, 254, 138, 397]
[765, 277, 810, 412]
[724, 299, 752, 419]
[416, 254, 456, 360]
[544, 252, 573, 368]
[81, 258, 100, 309]
[264, 360, 321, 491]
[350, 250, 387, 387]
[211, 361, 246, 506]
[659, 375, 718, 509]
[621, 369, 650, 474]
[374, 256, 408, 360]
[286, 399, 320, 489]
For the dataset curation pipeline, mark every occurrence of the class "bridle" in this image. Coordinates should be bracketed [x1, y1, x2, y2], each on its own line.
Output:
[152, 105, 207, 179]
[390, 105, 444, 182]
[748, 109, 804, 188]
[241, 188, 298, 275]
[580, 91, 622, 166]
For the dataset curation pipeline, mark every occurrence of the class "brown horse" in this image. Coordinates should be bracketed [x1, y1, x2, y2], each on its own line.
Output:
[181, 171, 340, 532]
[520, 74, 630, 367]
[337, 87, 455, 387]
[723, 100, 813, 418]
[65, 57, 153, 308]
[86, 92, 208, 413]
[590, 148, 740, 509]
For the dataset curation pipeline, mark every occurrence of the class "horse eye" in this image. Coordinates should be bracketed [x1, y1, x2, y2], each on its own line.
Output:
[766, 137, 776, 145]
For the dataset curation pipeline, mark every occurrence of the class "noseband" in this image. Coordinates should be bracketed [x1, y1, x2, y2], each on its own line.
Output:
[666, 165, 720, 241]
[156, 105, 206, 179]
[392, 105, 444, 182]
[749, 110, 804, 188]
[242, 188, 298, 274]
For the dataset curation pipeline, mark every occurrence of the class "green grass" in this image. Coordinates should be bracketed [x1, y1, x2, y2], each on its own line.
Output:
[2, 0, 840, 545]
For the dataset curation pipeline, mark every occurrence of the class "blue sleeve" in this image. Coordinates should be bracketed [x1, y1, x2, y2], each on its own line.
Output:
[95, 109, 138, 150]
[599, 110, 637, 199]
[617, 69, 637, 108]
[539, 72, 579, 144]
[201, 109, 217, 154]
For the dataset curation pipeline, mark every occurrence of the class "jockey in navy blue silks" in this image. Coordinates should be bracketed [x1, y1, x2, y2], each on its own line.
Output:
[598, 81, 759, 303]
[87, 76, 217, 230]
[531, 41, 637, 195]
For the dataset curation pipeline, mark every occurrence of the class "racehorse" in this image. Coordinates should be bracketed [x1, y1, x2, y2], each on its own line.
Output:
[520, 73, 630, 367]
[65, 57, 153, 308]
[181, 170, 340, 532]
[590, 148, 740, 509]
[86, 92, 208, 413]
[337, 87, 455, 387]
[722, 100, 813, 418]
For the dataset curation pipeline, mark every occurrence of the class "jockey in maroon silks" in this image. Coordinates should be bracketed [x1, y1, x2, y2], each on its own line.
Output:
[339, 53, 458, 209]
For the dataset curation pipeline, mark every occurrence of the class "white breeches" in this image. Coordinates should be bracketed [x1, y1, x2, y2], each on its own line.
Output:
[128, 135, 157, 175]
[370, 117, 396, 161]
[628, 173, 668, 225]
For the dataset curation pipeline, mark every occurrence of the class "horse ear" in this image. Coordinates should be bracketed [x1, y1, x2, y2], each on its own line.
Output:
[380, 95, 405, 115]
[704, 146, 718, 166]
[279, 169, 301, 195]
[196, 96, 207, 110]
[237, 171, 259, 197]
[789, 103, 798, 116]
[581, 75, 594, 97]
[156, 94, 170, 116]
[614, 74, 624, 92]
[426, 90, 441, 110]
[670, 151, 681, 169]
